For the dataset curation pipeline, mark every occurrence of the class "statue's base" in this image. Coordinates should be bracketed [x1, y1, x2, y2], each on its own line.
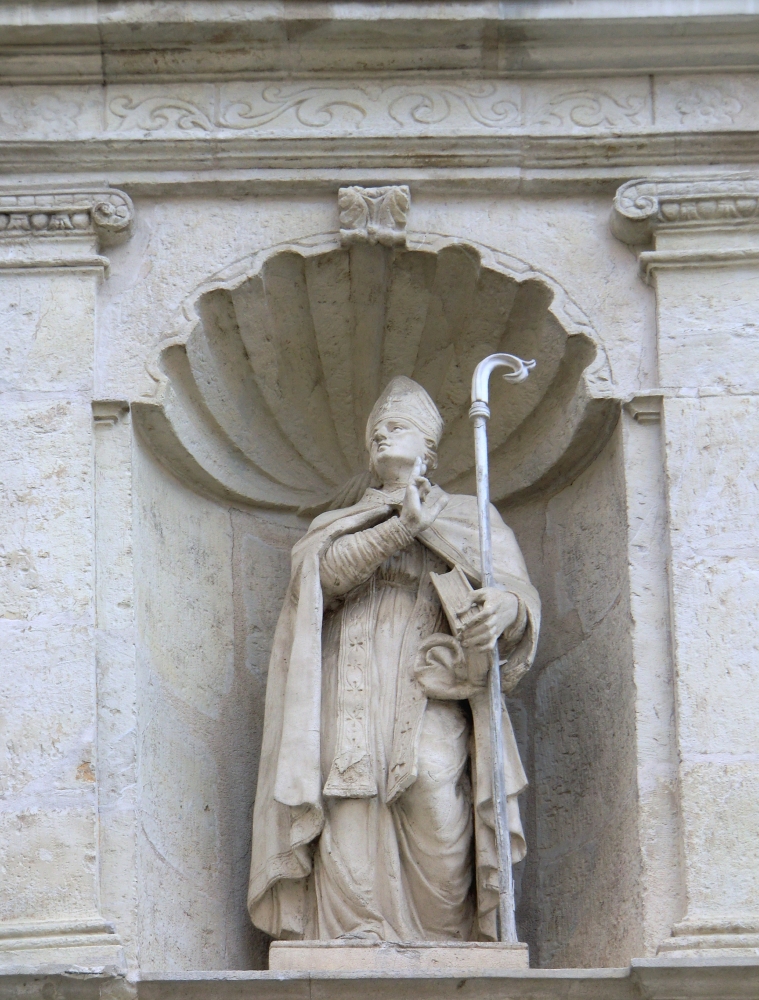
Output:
[269, 939, 529, 973]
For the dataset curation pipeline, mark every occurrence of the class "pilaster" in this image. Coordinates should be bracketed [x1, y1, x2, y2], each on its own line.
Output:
[0, 189, 134, 970]
[613, 176, 759, 957]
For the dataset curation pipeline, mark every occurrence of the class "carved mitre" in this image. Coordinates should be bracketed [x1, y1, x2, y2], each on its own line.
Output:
[133, 234, 616, 514]
[365, 376, 444, 449]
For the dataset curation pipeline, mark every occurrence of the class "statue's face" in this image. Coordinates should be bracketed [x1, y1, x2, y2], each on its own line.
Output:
[369, 416, 428, 483]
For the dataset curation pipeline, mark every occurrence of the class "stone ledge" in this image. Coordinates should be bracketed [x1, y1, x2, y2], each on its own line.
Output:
[1, 959, 758, 1000]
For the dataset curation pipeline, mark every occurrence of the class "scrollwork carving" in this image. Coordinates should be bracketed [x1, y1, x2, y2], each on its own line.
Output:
[533, 88, 648, 130]
[107, 80, 650, 137]
[108, 82, 521, 134]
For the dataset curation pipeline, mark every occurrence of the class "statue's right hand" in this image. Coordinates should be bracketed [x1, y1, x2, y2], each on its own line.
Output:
[400, 457, 448, 534]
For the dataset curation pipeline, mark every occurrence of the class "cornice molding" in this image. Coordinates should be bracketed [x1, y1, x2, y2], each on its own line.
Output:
[0, 916, 124, 972]
[2, 3, 759, 81]
[612, 175, 759, 245]
[4, 135, 759, 196]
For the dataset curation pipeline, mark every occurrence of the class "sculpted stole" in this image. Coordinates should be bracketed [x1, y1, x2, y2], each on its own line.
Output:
[248, 377, 541, 942]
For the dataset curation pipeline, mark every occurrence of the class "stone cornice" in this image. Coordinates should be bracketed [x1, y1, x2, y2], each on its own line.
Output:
[2, 2, 759, 81]
[612, 175, 759, 244]
[5, 136, 759, 197]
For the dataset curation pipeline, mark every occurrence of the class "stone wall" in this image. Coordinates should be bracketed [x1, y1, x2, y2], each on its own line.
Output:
[3, 2, 759, 983]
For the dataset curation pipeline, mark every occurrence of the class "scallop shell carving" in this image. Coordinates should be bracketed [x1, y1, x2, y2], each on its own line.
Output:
[133, 235, 618, 513]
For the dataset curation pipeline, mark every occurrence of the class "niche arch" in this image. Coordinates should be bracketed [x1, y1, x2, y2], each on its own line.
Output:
[133, 232, 619, 512]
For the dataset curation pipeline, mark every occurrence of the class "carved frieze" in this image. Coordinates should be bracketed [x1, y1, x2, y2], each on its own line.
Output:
[338, 185, 410, 247]
[0, 79, 653, 143]
[0, 189, 134, 248]
[105, 79, 651, 137]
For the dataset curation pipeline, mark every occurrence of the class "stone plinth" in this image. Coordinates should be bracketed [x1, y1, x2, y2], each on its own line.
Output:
[268, 941, 529, 974]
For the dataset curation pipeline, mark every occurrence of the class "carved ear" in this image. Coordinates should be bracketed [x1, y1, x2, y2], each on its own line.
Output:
[134, 238, 616, 513]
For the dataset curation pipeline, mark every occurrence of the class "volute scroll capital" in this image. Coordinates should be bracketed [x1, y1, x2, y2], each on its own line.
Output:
[612, 175, 759, 246]
[0, 187, 134, 254]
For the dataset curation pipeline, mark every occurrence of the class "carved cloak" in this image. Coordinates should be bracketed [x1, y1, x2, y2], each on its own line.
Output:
[247, 487, 540, 940]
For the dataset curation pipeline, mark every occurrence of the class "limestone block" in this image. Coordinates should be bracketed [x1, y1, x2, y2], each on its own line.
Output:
[653, 268, 759, 390]
[0, 811, 97, 924]
[0, 86, 104, 141]
[0, 389, 99, 936]
[0, 273, 95, 393]
[664, 396, 759, 756]
[1, 620, 95, 802]
[0, 76, 646, 143]
[660, 395, 759, 928]
[0, 248, 132, 965]
[0, 396, 93, 621]
[679, 761, 759, 919]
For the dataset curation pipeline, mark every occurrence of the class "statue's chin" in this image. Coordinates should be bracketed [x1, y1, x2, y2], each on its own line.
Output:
[371, 457, 422, 486]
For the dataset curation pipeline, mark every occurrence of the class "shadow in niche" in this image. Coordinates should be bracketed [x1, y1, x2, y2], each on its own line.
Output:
[505, 418, 643, 970]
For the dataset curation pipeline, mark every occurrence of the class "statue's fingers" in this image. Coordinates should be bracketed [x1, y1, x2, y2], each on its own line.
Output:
[462, 622, 495, 646]
[463, 607, 490, 627]
[468, 588, 488, 604]
[467, 631, 496, 652]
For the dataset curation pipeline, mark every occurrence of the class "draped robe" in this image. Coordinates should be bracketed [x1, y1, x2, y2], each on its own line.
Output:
[248, 485, 540, 941]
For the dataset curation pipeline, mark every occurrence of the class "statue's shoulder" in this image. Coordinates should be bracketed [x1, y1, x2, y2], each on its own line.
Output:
[442, 491, 475, 510]
[307, 490, 386, 532]
[441, 491, 511, 529]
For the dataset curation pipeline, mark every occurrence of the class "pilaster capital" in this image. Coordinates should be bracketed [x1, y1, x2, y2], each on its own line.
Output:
[611, 175, 759, 246]
[0, 187, 134, 272]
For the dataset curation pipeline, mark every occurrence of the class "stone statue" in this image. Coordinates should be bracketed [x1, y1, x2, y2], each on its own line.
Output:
[248, 376, 540, 943]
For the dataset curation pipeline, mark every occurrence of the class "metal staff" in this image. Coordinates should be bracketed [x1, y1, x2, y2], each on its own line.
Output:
[469, 353, 536, 944]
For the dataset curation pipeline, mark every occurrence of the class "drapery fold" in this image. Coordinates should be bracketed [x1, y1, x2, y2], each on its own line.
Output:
[248, 487, 540, 940]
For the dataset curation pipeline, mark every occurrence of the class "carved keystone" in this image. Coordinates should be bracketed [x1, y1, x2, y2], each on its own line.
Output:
[338, 185, 410, 247]
[0, 189, 134, 248]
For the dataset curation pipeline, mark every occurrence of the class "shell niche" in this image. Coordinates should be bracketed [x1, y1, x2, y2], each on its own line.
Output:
[133, 236, 617, 514]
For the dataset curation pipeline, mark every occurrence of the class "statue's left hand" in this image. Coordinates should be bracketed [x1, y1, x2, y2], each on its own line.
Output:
[457, 588, 519, 653]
